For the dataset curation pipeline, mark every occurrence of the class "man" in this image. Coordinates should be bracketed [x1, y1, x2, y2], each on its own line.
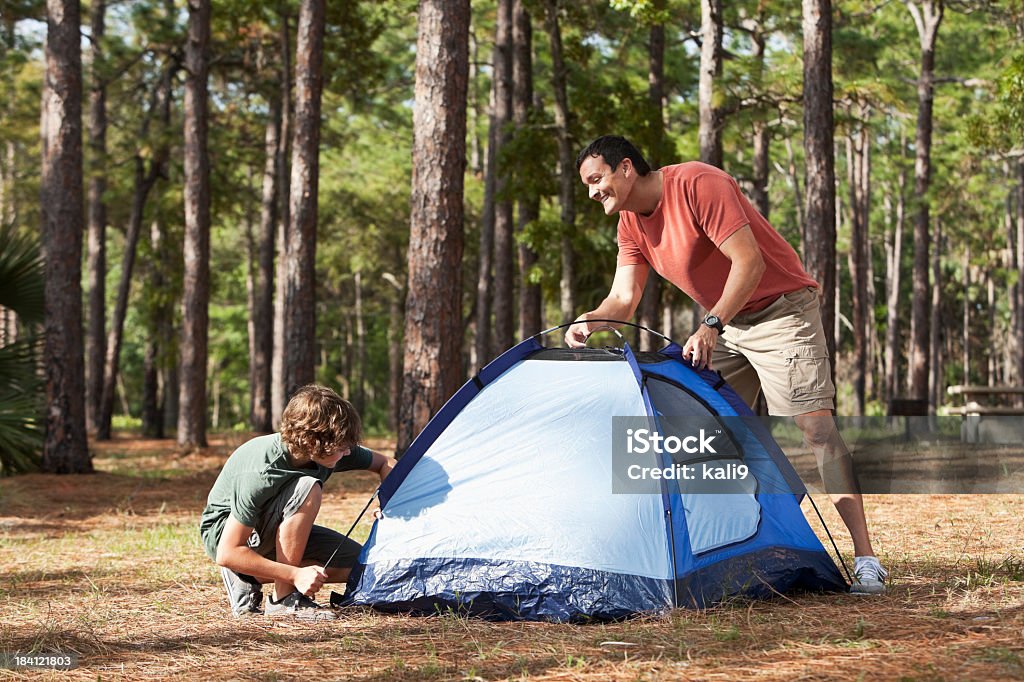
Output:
[200, 384, 396, 619]
[566, 135, 887, 594]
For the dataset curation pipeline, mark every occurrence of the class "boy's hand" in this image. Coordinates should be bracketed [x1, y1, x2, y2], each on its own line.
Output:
[292, 565, 328, 597]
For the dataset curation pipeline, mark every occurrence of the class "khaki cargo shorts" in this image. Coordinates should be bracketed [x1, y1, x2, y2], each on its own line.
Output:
[712, 286, 835, 417]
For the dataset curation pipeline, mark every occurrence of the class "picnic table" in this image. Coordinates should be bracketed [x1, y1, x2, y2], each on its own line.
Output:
[945, 385, 1024, 443]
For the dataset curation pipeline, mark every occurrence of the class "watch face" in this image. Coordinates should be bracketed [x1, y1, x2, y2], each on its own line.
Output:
[704, 315, 723, 331]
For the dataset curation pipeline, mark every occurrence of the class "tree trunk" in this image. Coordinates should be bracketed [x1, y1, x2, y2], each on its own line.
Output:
[250, 93, 279, 433]
[272, 8, 292, 427]
[177, 0, 212, 450]
[354, 271, 366, 413]
[846, 121, 867, 416]
[283, 0, 325, 399]
[884, 137, 906, 403]
[384, 270, 404, 432]
[545, 0, 576, 324]
[699, 0, 724, 168]
[784, 138, 805, 243]
[961, 247, 970, 386]
[96, 156, 160, 439]
[747, 16, 770, 219]
[907, 0, 943, 402]
[85, 0, 107, 433]
[96, 68, 171, 441]
[802, 0, 837, 370]
[398, 0, 469, 454]
[513, 0, 541, 339]
[638, 17, 666, 350]
[492, 0, 515, 354]
[987, 265, 995, 386]
[1, 16, 16, 229]
[142, 219, 167, 438]
[929, 217, 942, 412]
[474, 111, 495, 373]
[1017, 158, 1024, 388]
[41, 0, 90, 473]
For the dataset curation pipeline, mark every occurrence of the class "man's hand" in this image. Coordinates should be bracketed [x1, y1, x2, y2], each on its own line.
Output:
[682, 325, 719, 370]
[565, 318, 590, 348]
[291, 565, 328, 597]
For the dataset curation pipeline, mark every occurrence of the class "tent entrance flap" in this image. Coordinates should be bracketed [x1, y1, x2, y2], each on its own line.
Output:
[645, 375, 761, 555]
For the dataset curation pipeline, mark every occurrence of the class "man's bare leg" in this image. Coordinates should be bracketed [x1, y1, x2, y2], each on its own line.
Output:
[793, 409, 875, 558]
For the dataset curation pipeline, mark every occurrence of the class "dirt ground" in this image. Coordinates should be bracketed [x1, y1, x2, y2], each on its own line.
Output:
[0, 433, 1022, 681]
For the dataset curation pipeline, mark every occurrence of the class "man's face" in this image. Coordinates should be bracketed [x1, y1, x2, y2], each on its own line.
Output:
[579, 154, 633, 215]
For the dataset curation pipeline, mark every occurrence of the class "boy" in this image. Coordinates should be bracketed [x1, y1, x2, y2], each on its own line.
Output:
[200, 384, 396, 619]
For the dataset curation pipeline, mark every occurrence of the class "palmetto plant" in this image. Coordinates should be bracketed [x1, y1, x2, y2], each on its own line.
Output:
[0, 223, 44, 474]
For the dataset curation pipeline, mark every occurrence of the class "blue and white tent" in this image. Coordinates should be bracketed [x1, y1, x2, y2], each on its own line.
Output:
[344, 336, 847, 621]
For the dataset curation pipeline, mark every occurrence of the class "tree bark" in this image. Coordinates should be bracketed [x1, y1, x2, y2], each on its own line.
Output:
[96, 68, 171, 441]
[384, 270, 404, 432]
[85, 0, 107, 433]
[884, 135, 906, 402]
[1017, 159, 1024, 388]
[142, 218, 167, 438]
[846, 115, 868, 416]
[802, 0, 837, 370]
[398, 0, 469, 454]
[354, 271, 366, 413]
[41, 0, 90, 473]
[283, 0, 325, 399]
[545, 0, 576, 324]
[906, 0, 943, 402]
[272, 8, 292, 427]
[492, 0, 515, 354]
[178, 0, 212, 450]
[699, 0, 724, 168]
[513, 0, 541, 339]
[929, 217, 942, 411]
[250, 92, 280, 433]
[1, 16, 16, 230]
[638, 17, 666, 350]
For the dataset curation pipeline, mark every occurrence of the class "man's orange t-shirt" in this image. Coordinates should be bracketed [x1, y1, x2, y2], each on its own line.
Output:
[616, 162, 819, 315]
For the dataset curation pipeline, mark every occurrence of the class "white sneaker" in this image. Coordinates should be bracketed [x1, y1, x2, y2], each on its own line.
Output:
[850, 555, 888, 595]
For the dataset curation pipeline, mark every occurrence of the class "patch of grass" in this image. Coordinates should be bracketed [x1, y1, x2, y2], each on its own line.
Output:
[956, 553, 1024, 589]
[973, 647, 1022, 666]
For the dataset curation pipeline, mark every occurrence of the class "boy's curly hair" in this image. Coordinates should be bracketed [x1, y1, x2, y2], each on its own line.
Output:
[280, 384, 362, 462]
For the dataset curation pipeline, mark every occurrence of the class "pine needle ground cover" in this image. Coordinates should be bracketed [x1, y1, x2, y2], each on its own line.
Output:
[0, 435, 1022, 681]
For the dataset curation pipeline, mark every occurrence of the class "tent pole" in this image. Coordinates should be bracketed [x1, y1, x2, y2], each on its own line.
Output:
[666, 507, 680, 609]
[805, 493, 854, 585]
[324, 488, 379, 568]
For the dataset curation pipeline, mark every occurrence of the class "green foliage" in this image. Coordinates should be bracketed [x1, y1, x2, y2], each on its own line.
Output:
[0, 223, 42, 475]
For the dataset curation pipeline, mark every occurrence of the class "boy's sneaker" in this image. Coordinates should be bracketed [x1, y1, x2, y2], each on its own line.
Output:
[221, 567, 264, 617]
[265, 591, 339, 621]
[850, 555, 888, 595]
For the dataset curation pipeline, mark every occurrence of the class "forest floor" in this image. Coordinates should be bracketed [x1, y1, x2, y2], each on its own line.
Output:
[0, 433, 1022, 681]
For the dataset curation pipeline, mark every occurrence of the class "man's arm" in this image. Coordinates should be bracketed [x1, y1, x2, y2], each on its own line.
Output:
[682, 225, 765, 369]
[368, 451, 397, 483]
[564, 263, 650, 348]
[215, 516, 328, 596]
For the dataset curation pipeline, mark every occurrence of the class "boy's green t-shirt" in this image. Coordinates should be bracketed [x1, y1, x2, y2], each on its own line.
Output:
[199, 433, 373, 561]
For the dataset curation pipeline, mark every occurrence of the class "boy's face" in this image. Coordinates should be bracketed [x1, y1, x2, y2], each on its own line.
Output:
[314, 444, 353, 468]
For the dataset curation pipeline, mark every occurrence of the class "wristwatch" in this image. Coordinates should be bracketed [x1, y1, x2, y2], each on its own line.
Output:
[702, 314, 724, 334]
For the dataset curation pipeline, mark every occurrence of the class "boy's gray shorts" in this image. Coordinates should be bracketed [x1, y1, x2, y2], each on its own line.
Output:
[245, 475, 362, 570]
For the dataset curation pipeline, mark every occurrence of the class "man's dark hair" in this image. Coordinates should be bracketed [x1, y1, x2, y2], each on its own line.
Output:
[576, 136, 652, 176]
